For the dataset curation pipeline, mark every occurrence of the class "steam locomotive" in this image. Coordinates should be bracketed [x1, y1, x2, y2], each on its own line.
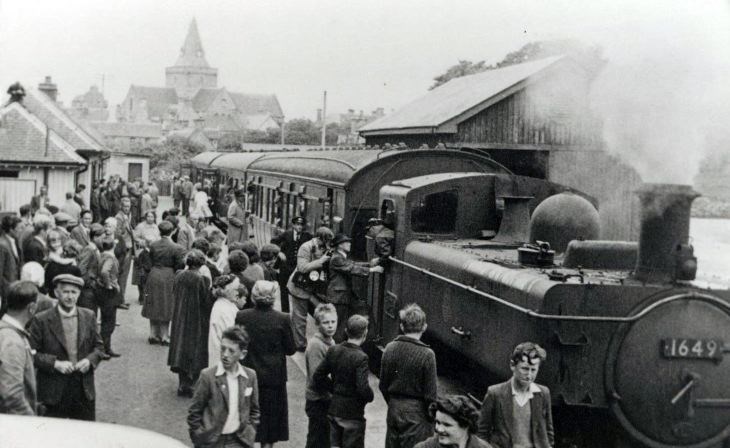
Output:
[190, 147, 730, 448]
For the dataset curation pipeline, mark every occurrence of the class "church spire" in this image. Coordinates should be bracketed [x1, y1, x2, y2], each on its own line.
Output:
[174, 18, 210, 68]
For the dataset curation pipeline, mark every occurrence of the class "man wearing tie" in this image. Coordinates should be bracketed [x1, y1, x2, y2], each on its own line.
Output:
[271, 217, 312, 313]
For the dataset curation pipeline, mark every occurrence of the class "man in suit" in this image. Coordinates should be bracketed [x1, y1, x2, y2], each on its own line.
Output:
[227, 189, 250, 245]
[28, 274, 105, 420]
[477, 342, 554, 448]
[173, 176, 184, 210]
[70, 210, 93, 247]
[271, 217, 311, 313]
[77, 224, 104, 312]
[22, 214, 53, 266]
[313, 314, 374, 448]
[182, 176, 194, 217]
[114, 198, 135, 309]
[0, 216, 23, 305]
[176, 215, 197, 251]
[189, 326, 260, 448]
[327, 234, 382, 342]
[30, 185, 50, 213]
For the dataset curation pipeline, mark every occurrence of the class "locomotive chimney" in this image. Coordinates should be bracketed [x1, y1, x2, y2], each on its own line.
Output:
[632, 183, 700, 283]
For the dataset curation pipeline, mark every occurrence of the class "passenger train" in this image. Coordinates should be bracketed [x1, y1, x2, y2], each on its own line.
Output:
[190, 146, 730, 448]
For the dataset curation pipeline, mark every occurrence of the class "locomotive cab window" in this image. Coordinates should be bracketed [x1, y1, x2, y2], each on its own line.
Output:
[411, 189, 458, 234]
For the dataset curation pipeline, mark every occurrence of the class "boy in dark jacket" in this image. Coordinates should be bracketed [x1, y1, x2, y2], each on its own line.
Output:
[313, 314, 373, 448]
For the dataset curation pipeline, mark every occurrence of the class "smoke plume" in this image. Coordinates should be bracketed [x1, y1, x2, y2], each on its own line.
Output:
[588, 0, 730, 184]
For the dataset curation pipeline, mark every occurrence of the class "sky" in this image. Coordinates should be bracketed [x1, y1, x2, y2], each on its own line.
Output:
[1, 0, 729, 182]
[1, 0, 722, 121]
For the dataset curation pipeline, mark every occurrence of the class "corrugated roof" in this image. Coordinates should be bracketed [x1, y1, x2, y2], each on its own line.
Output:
[92, 122, 162, 138]
[360, 56, 564, 133]
[0, 103, 86, 165]
[22, 88, 105, 152]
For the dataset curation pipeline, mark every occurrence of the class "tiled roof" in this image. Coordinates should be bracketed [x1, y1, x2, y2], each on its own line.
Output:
[204, 114, 242, 132]
[91, 122, 162, 139]
[22, 88, 105, 151]
[360, 56, 564, 133]
[245, 113, 279, 131]
[129, 86, 178, 119]
[192, 88, 221, 111]
[230, 93, 283, 117]
[0, 103, 86, 165]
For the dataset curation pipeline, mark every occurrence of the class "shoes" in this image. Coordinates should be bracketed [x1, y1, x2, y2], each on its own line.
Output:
[100, 352, 111, 360]
[148, 337, 161, 345]
[117, 303, 130, 310]
[160, 340, 170, 346]
[105, 349, 121, 358]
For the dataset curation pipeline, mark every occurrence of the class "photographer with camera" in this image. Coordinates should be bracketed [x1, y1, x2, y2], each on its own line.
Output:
[287, 226, 334, 352]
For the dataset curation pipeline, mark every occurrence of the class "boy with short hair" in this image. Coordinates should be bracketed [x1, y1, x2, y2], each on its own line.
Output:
[189, 326, 260, 448]
[313, 314, 374, 448]
[98, 237, 121, 358]
[305, 303, 338, 448]
[477, 342, 554, 448]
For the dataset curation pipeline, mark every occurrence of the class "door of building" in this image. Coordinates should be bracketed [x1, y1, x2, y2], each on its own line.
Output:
[128, 163, 143, 182]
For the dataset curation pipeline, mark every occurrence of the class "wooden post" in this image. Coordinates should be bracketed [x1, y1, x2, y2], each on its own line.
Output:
[321, 91, 327, 149]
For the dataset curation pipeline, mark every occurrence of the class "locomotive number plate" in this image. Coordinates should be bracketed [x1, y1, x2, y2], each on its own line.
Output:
[662, 338, 723, 360]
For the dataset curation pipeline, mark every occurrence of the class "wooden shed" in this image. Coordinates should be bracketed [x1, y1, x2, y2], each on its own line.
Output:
[360, 56, 641, 240]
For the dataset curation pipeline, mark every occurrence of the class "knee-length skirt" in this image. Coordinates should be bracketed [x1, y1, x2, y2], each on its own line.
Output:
[141, 266, 175, 321]
[257, 384, 289, 443]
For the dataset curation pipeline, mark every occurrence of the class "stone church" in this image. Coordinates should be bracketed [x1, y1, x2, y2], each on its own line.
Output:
[116, 19, 284, 137]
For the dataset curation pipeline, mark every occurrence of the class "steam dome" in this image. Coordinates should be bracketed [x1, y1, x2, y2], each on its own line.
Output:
[529, 193, 600, 253]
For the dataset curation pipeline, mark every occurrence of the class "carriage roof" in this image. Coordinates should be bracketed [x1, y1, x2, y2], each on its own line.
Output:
[191, 148, 511, 189]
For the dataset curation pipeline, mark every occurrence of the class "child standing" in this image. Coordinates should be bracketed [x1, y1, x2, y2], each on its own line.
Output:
[304, 304, 338, 448]
[98, 237, 121, 358]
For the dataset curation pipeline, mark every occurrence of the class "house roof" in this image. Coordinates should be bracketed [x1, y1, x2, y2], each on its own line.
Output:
[360, 56, 565, 135]
[192, 88, 222, 111]
[173, 18, 211, 68]
[0, 102, 86, 165]
[245, 113, 280, 131]
[128, 86, 178, 119]
[91, 122, 162, 139]
[203, 114, 242, 132]
[230, 93, 283, 117]
[22, 88, 106, 152]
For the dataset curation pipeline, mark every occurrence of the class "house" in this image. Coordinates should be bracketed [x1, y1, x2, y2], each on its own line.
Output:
[69, 84, 109, 122]
[116, 19, 284, 136]
[0, 82, 107, 212]
[360, 56, 642, 240]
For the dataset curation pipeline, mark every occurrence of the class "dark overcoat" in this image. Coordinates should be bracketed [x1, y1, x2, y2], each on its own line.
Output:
[27, 306, 105, 406]
[168, 269, 210, 377]
[0, 235, 20, 300]
[326, 251, 370, 305]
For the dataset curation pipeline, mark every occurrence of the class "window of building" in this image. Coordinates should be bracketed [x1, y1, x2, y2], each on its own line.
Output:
[0, 170, 19, 178]
[411, 189, 458, 234]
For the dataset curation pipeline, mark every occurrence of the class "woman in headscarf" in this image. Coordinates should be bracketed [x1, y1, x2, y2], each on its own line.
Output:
[168, 249, 210, 397]
[142, 221, 185, 346]
[235, 280, 296, 448]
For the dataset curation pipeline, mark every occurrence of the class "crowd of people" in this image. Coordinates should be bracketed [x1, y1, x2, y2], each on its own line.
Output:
[0, 176, 555, 448]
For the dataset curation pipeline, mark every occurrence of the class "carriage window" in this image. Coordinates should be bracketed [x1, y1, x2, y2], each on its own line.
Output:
[411, 190, 458, 234]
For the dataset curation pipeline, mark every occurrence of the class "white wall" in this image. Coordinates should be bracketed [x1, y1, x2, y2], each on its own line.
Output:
[106, 155, 150, 183]
[17, 167, 76, 207]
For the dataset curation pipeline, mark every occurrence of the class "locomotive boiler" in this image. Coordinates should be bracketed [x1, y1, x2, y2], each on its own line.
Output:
[371, 174, 730, 448]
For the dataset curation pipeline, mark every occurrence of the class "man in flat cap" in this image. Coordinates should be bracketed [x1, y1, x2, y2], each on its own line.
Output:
[28, 273, 105, 420]
[271, 216, 312, 313]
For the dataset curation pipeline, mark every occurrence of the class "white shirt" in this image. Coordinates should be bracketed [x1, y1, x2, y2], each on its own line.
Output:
[208, 298, 239, 367]
[511, 380, 541, 407]
[216, 363, 248, 434]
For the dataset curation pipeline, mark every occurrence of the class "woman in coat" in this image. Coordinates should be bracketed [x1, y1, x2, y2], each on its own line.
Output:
[235, 280, 296, 448]
[132, 210, 160, 305]
[168, 249, 211, 397]
[226, 189, 248, 244]
[141, 221, 185, 345]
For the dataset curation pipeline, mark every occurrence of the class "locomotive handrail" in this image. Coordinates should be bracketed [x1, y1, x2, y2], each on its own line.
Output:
[389, 257, 726, 322]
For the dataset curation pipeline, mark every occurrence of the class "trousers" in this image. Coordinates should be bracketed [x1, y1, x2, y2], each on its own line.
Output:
[43, 374, 95, 421]
[306, 399, 331, 448]
[330, 416, 366, 448]
[290, 293, 309, 349]
[97, 288, 118, 348]
[385, 398, 433, 448]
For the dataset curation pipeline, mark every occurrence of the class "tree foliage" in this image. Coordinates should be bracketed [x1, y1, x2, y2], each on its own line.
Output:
[429, 39, 603, 90]
[148, 136, 206, 170]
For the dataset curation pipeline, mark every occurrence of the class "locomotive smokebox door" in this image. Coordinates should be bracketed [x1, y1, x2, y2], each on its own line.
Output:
[606, 292, 730, 448]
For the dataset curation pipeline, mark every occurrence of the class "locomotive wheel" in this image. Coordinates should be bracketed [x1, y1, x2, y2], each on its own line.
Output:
[606, 290, 730, 448]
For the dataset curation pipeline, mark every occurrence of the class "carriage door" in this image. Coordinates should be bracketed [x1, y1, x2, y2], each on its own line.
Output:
[367, 198, 396, 344]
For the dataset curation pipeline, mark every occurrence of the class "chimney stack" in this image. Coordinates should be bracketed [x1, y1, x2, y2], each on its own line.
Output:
[38, 76, 58, 102]
[632, 183, 699, 283]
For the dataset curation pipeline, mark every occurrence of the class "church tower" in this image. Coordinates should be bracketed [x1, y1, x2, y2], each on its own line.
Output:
[165, 18, 218, 98]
